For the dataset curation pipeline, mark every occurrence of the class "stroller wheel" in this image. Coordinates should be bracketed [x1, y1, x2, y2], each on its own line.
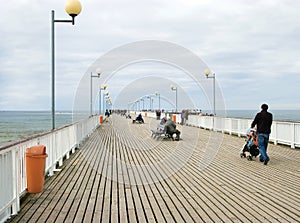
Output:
[240, 153, 245, 158]
[247, 156, 252, 161]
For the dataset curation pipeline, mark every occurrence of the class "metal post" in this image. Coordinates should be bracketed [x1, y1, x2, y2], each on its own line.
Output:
[159, 94, 161, 111]
[51, 10, 76, 130]
[99, 86, 107, 114]
[90, 72, 93, 116]
[99, 88, 102, 114]
[170, 86, 177, 113]
[213, 73, 216, 115]
[90, 73, 100, 116]
[155, 92, 161, 111]
[103, 93, 105, 114]
[205, 71, 216, 116]
[51, 10, 55, 129]
[175, 89, 178, 113]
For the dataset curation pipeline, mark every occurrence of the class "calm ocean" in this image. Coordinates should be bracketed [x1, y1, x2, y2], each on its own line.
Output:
[0, 110, 299, 146]
[0, 111, 77, 146]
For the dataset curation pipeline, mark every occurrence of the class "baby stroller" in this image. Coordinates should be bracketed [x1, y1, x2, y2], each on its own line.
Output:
[240, 128, 259, 161]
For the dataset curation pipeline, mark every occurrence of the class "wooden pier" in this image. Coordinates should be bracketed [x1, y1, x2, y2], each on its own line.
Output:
[8, 115, 300, 222]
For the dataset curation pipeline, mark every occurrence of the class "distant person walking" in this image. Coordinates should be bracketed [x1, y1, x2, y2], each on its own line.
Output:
[180, 109, 185, 125]
[180, 109, 189, 125]
[156, 110, 161, 120]
[251, 104, 273, 165]
[183, 109, 189, 125]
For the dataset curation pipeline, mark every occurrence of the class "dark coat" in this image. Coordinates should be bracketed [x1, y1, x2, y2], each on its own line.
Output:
[165, 119, 177, 133]
[251, 110, 273, 134]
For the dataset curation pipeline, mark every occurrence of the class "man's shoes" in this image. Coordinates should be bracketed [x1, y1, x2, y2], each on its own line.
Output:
[175, 137, 179, 141]
[264, 157, 270, 165]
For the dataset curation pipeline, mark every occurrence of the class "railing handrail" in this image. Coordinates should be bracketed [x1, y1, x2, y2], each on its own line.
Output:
[131, 111, 300, 149]
[1, 112, 299, 222]
[0, 116, 94, 152]
[0, 115, 100, 223]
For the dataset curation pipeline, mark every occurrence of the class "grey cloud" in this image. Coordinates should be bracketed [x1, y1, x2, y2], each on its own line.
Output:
[1, 0, 300, 110]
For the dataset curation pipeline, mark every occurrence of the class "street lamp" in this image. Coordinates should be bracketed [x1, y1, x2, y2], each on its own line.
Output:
[146, 95, 152, 111]
[204, 69, 216, 115]
[51, 0, 82, 129]
[108, 95, 112, 111]
[106, 96, 112, 111]
[136, 99, 140, 111]
[170, 84, 178, 112]
[90, 69, 101, 116]
[103, 91, 109, 113]
[99, 84, 107, 114]
[140, 97, 145, 111]
[155, 91, 161, 110]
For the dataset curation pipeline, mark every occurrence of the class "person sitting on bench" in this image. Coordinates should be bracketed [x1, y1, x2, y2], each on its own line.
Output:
[134, 113, 144, 123]
[165, 116, 180, 141]
[160, 117, 167, 125]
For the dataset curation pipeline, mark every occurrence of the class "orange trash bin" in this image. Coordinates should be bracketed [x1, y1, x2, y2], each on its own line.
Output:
[172, 115, 176, 123]
[26, 145, 48, 194]
[100, 115, 103, 123]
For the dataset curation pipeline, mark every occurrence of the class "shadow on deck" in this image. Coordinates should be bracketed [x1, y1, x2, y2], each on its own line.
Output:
[7, 115, 300, 222]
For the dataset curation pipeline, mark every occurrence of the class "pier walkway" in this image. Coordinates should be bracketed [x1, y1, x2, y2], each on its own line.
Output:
[8, 115, 300, 222]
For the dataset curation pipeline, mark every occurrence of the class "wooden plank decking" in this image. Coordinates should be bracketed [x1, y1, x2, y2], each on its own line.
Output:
[7, 115, 300, 223]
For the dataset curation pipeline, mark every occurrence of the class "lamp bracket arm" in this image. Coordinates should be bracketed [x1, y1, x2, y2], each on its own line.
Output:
[54, 19, 73, 23]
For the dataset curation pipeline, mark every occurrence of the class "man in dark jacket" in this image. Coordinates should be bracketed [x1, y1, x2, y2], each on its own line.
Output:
[135, 113, 144, 123]
[165, 116, 181, 141]
[251, 104, 273, 165]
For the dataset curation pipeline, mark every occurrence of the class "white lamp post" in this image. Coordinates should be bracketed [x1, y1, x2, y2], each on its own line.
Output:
[146, 95, 152, 111]
[90, 69, 101, 116]
[170, 85, 178, 112]
[140, 98, 145, 111]
[103, 91, 109, 113]
[99, 84, 107, 114]
[137, 99, 141, 111]
[51, 0, 82, 129]
[204, 69, 216, 115]
[106, 96, 112, 111]
[155, 91, 161, 110]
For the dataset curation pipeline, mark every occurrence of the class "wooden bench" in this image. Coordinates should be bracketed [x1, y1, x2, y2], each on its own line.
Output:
[151, 124, 174, 140]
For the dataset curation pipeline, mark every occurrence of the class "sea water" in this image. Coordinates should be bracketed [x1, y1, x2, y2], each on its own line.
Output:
[0, 111, 75, 145]
[0, 110, 299, 146]
[225, 110, 300, 122]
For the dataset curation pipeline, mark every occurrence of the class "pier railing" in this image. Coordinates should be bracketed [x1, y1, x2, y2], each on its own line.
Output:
[0, 115, 100, 223]
[184, 115, 300, 149]
[133, 111, 300, 148]
[1, 112, 299, 222]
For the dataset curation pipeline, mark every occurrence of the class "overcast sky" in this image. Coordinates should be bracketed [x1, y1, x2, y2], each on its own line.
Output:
[1, 0, 300, 113]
